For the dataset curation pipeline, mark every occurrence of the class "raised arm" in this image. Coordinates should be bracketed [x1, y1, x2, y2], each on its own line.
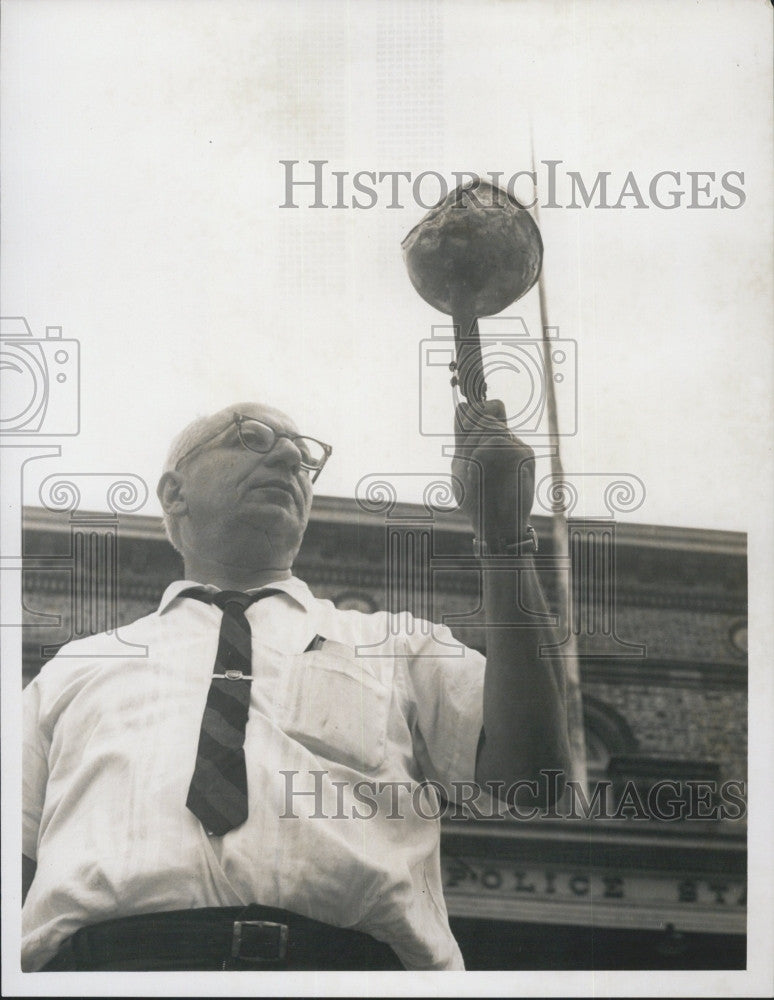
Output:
[451, 400, 571, 806]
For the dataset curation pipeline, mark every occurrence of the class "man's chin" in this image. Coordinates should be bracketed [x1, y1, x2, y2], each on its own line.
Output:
[240, 506, 307, 546]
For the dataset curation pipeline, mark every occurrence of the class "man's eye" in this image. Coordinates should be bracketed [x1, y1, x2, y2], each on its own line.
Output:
[241, 429, 273, 451]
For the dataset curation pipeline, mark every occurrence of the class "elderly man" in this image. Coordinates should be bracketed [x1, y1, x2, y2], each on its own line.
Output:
[22, 400, 570, 972]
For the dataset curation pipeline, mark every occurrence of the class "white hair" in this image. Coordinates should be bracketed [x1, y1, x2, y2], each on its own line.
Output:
[157, 404, 244, 552]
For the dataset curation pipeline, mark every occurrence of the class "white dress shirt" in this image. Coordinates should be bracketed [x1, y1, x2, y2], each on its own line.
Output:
[22, 576, 486, 971]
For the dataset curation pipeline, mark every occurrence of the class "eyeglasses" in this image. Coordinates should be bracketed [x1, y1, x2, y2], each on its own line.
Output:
[174, 414, 333, 483]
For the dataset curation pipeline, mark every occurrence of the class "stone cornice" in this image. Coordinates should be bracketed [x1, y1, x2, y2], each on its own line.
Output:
[22, 503, 748, 618]
[579, 657, 747, 690]
[440, 818, 746, 874]
[22, 501, 747, 557]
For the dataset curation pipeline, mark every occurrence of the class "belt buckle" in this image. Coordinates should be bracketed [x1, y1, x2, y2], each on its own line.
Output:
[230, 919, 289, 964]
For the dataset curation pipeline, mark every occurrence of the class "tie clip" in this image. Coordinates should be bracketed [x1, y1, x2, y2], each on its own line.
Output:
[211, 670, 252, 681]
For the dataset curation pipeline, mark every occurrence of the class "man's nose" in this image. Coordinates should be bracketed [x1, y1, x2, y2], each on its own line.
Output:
[264, 435, 302, 473]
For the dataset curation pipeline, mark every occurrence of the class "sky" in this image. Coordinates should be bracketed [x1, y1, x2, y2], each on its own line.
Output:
[1, 0, 772, 533]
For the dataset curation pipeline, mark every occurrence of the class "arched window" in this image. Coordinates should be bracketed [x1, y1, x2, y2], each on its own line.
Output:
[582, 696, 639, 786]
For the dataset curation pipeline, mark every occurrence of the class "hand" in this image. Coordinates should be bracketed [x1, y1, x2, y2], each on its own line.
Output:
[451, 399, 535, 546]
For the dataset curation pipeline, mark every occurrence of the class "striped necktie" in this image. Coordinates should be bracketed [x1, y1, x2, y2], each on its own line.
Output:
[181, 587, 280, 836]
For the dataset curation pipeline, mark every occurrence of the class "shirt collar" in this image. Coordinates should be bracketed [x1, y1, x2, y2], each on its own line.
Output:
[158, 576, 315, 615]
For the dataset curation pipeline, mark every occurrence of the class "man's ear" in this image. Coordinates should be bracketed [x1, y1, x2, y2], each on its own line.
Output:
[156, 471, 188, 517]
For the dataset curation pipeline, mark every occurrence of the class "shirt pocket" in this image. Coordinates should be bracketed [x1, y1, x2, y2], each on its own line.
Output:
[281, 645, 392, 772]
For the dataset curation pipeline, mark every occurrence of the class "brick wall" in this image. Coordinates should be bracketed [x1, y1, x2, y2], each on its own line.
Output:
[585, 680, 747, 785]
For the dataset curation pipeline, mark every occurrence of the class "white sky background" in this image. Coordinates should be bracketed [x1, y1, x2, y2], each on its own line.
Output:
[2, 0, 773, 532]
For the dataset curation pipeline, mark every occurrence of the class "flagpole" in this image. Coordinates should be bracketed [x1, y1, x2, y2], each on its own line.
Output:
[530, 136, 588, 791]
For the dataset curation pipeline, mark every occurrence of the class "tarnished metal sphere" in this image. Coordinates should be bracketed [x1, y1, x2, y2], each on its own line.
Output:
[401, 179, 543, 317]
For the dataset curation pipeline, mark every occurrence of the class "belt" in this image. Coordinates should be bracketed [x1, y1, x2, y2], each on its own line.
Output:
[42, 904, 405, 971]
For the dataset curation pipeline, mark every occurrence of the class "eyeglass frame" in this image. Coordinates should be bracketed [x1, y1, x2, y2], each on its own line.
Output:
[173, 413, 333, 483]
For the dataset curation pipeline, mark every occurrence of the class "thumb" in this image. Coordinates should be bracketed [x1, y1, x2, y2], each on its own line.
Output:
[454, 399, 507, 450]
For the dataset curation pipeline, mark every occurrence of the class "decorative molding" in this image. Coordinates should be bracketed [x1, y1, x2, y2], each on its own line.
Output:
[443, 891, 746, 936]
[440, 819, 746, 872]
[296, 558, 746, 615]
[580, 657, 747, 690]
[22, 501, 748, 557]
[20, 550, 748, 616]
